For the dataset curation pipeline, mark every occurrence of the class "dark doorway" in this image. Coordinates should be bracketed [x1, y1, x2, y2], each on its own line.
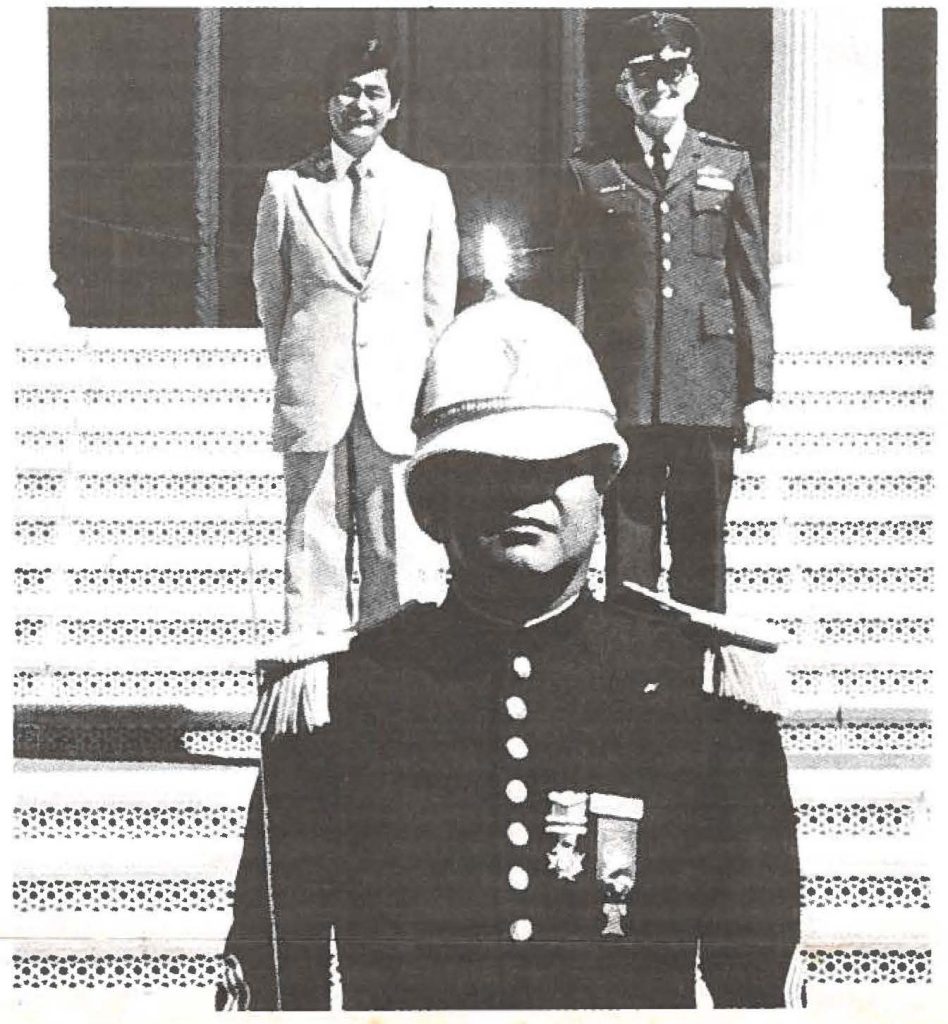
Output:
[49, 8, 779, 328]
[884, 7, 937, 327]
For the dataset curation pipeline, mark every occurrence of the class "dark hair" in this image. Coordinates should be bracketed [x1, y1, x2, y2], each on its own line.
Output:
[322, 36, 402, 104]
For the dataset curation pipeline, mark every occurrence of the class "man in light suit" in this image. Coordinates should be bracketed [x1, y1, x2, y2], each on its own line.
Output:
[254, 37, 459, 635]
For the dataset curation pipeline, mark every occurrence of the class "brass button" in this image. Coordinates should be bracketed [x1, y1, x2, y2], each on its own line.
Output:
[506, 696, 527, 720]
[512, 656, 532, 679]
[506, 780, 528, 804]
[508, 867, 530, 891]
[659, 200, 670, 214]
[507, 822, 529, 846]
[662, 285, 674, 299]
[509, 918, 533, 941]
[506, 737, 529, 760]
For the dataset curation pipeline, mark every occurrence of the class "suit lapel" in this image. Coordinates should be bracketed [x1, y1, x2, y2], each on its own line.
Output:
[617, 145, 657, 196]
[664, 127, 702, 195]
[291, 146, 364, 289]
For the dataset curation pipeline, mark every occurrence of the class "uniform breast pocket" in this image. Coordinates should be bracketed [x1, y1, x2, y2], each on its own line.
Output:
[700, 299, 736, 341]
[691, 189, 730, 257]
[588, 195, 654, 257]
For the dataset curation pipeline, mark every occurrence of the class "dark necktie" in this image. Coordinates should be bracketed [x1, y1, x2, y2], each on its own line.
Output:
[347, 161, 378, 270]
[650, 139, 670, 189]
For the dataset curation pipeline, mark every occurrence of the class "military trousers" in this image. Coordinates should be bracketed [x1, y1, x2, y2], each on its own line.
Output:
[606, 425, 734, 612]
[282, 401, 446, 634]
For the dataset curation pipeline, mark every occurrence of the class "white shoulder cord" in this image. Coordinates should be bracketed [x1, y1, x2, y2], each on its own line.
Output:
[258, 736, 284, 1010]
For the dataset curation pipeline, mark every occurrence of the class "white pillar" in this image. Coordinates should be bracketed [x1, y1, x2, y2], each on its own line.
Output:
[194, 9, 222, 327]
[7, 6, 70, 333]
[560, 10, 590, 159]
[769, 8, 908, 347]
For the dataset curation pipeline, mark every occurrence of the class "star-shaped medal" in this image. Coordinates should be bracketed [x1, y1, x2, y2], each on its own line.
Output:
[547, 843, 585, 881]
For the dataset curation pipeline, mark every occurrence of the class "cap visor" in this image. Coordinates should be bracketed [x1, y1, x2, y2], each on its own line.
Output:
[410, 408, 628, 471]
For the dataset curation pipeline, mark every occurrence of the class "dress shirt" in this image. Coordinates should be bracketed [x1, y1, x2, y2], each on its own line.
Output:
[634, 119, 688, 173]
[328, 136, 393, 242]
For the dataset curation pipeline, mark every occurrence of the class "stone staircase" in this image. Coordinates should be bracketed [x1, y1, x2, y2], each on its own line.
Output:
[12, 329, 933, 1011]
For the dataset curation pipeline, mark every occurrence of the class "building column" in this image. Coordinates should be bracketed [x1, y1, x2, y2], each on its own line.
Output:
[769, 8, 909, 347]
[9, 6, 70, 332]
[560, 10, 590, 159]
[194, 9, 221, 328]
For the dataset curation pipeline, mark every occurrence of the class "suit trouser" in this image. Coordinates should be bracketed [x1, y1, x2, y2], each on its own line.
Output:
[606, 425, 735, 613]
[282, 402, 446, 633]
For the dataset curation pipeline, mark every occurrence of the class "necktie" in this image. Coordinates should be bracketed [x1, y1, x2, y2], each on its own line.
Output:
[650, 139, 670, 189]
[348, 161, 378, 270]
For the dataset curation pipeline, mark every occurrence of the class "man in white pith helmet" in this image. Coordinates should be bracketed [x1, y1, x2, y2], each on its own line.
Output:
[221, 293, 799, 1011]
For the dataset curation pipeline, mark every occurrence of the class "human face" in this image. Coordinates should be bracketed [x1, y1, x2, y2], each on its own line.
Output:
[326, 68, 399, 157]
[438, 453, 605, 582]
[615, 46, 699, 134]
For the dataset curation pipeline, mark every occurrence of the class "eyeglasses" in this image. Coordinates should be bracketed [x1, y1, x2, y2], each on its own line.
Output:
[621, 58, 692, 89]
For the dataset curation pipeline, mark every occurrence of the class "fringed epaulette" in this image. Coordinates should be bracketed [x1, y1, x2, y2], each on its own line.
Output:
[614, 582, 786, 713]
[696, 129, 745, 151]
[252, 631, 353, 737]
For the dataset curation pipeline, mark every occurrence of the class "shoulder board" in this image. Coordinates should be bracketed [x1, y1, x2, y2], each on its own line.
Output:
[696, 130, 744, 151]
[616, 581, 784, 653]
[614, 582, 785, 713]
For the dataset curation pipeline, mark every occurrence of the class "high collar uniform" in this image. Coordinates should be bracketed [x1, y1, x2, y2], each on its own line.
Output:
[223, 593, 799, 1010]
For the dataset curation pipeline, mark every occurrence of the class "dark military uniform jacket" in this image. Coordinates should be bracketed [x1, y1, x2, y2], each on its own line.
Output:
[222, 592, 799, 1010]
[555, 127, 774, 430]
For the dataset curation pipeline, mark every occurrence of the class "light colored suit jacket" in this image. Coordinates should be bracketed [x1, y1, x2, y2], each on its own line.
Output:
[253, 143, 459, 455]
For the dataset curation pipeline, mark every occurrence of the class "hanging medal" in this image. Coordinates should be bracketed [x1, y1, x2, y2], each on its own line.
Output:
[590, 792, 645, 937]
[545, 790, 588, 882]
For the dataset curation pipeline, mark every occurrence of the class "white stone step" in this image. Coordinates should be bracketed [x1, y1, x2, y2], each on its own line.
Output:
[9, 904, 930, 950]
[11, 989, 228, 1019]
[14, 762, 926, 813]
[800, 909, 930, 946]
[11, 831, 928, 882]
[12, 762, 256, 806]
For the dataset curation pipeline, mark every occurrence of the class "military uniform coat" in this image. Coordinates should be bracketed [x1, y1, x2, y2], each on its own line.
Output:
[222, 592, 800, 1010]
[254, 144, 459, 456]
[556, 127, 773, 429]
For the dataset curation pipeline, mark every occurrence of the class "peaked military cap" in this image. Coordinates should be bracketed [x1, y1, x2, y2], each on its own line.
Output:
[621, 10, 702, 64]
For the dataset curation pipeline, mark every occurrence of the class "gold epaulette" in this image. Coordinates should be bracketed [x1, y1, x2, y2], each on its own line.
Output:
[252, 631, 353, 737]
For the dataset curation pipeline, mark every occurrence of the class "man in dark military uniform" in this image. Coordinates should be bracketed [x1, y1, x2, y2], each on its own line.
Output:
[218, 293, 799, 1010]
[556, 11, 774, 612]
